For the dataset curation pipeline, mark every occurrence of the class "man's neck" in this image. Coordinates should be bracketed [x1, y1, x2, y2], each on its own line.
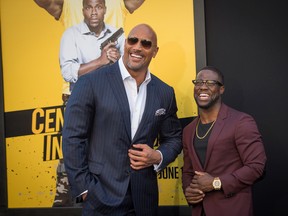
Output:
[129, 69, 148, 87]
[199, 103, 222, 123]
[88, 22, 105, 36]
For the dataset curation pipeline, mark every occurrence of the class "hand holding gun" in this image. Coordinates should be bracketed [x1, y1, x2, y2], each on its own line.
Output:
[100, 27, 124, 64]
[100, 27, 124, 50]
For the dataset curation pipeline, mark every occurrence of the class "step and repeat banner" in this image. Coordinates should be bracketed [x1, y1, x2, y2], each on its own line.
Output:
[1, 0, 198, 207]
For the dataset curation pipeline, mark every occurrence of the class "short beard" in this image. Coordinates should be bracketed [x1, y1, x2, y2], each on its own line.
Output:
[195, 94, 221, 110]
[127, 61, 142, 71]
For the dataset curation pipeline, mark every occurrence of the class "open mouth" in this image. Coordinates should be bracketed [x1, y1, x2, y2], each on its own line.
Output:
[130, 53, 143, 62]
[130, 53, 143, 60]
[198, 93, 210, 100]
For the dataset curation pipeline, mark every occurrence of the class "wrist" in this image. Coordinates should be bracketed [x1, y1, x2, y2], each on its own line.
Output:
[155, 150, 162, 164]
[212, 177, 222, 190]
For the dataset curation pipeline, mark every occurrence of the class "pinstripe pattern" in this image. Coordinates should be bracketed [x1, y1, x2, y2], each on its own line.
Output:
[62, 62, 182, 215]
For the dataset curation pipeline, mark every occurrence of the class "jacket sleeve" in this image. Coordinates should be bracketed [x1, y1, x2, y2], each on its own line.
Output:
[156, 88, 183, 169]
[220, 113, 267, 196]
[62, 75, 94, 198]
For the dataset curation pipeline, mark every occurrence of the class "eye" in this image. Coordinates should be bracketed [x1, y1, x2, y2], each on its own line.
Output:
[192, 80, 203, 86]
[206, 80, 217, 86]
[140, 40, 152, 49]
[127, 37, 139, 45]
[127, 37, 153, 49]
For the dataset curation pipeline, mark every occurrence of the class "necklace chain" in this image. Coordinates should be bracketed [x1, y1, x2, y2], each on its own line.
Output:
[196, 119, 216, 139]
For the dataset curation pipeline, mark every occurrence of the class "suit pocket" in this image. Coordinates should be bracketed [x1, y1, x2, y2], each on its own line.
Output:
[89, 161, 104, 175]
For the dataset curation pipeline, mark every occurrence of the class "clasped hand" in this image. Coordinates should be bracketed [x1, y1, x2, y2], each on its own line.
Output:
[184, 171, 214, 204]
[128, 144, 161, 170]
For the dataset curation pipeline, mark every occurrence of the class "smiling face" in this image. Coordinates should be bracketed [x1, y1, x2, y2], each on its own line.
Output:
[122, 24, 159, 76]
[194, 69, 225, 110]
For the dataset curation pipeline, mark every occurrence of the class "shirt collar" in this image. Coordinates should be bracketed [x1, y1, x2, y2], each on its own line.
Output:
[80, 21, 111, 39]
[118, 57, 151, 84]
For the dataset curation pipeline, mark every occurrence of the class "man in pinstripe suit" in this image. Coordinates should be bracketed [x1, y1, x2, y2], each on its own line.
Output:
[62, 23, 183, 215]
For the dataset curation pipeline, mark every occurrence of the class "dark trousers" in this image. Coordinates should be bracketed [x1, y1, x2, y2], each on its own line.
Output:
[201, 207, 206, 216]
[82, 184, 135, 216]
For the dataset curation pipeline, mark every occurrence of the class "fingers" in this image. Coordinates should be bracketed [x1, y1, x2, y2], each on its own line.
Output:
[129, 158, 146, 170]
[106, 48, 120, 63]
[102, 42, 120, 63]
[128, 144, 156, 170]
[185, 188, 205, 204]
[103, 41, 117, 50]
[129, 151, 150, 170]
[128, 145, 145, 170]
[128, 148, 147, 169]
[195, 171, 206, 176]
[186, 195, 204, 204]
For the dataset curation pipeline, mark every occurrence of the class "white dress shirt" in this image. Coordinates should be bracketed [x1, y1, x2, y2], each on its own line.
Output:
[118, 57, 163, 171]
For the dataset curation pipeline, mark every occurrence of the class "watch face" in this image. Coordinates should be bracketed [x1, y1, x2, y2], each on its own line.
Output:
[214, 180, 220, 187]
[213, 178, 221, 190]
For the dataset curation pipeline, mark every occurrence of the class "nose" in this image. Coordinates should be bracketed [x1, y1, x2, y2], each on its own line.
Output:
[91, 7, 98, 14]
[133, 41, 143, 50]
[199, 82, 209, 89]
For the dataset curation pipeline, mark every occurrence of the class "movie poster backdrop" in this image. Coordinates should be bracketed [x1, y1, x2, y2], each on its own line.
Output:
[1, 0, 198, 207]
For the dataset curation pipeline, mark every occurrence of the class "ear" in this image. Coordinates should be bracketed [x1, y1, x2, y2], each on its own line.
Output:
[220, 85, 225, 95]
[152, 47, 159, 58]
[104, 5, 107, 15]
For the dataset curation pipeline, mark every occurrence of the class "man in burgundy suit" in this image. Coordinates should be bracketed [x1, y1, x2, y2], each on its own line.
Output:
[182, 66, 267, 216]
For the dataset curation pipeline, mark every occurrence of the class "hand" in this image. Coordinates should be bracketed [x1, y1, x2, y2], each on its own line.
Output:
[101, 42, 121, 64]
[82, 192, 88, 201]
[128, 144, 161, 170]
[191, 171, 214, 193]
[184, 185, 205, 204]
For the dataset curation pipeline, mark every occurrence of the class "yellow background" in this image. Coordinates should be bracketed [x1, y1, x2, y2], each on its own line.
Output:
[1, 0, 197, 207]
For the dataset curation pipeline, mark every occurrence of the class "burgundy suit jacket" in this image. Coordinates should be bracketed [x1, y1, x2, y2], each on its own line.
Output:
[182, 103, 266, 216]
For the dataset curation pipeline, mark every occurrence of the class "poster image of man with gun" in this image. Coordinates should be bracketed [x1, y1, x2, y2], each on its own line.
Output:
[60, 0, 125, 93]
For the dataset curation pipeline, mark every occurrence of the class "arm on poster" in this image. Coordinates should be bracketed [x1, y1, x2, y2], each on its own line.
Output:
[34, 0, 145, 19]
[78, 42, 121, 77]
[124, 0, 145, 13]
[33, 0, 63, 20]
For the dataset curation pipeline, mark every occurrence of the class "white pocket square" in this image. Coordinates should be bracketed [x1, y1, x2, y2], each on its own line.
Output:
[155, 108, 166, 116]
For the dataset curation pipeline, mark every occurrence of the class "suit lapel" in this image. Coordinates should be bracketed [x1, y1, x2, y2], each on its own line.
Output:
[204, 104, 228, 168]
[106, 64, 131, 140]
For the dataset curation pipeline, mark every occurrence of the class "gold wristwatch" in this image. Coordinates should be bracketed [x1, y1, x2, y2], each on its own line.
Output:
[212, 177, 221, 190]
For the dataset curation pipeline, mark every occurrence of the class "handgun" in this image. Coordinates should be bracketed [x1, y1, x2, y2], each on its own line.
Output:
[100, 27, 124, 50]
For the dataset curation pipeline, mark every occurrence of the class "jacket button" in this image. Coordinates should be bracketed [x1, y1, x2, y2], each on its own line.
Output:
[125, 170, 131, 176]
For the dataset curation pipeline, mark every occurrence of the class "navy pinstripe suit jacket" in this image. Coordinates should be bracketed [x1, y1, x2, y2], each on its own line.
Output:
[62, 61, 182, 215]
